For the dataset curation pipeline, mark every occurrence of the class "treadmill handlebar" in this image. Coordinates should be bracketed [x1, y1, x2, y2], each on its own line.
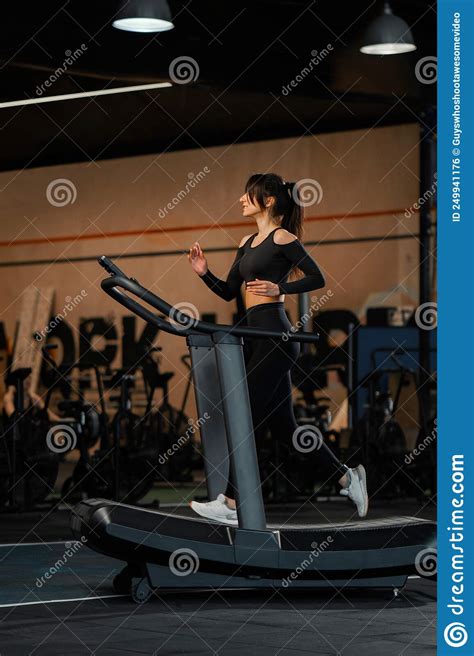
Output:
[99, 256, 320, 344]
[98, 255, 127, 278]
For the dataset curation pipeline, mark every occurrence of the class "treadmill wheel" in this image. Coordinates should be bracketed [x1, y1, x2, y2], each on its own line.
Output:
[131, 577, 153, 603]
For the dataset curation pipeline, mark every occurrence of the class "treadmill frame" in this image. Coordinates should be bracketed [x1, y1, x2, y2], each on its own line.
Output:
[69, 257, 437, 602]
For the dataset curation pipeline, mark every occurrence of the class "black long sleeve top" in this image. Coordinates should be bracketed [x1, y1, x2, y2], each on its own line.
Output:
[199, 227, 325, 301]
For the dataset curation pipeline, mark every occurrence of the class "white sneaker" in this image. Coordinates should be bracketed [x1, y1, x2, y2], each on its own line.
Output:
[340, 465, 369, 518]
[189, 494, 238, 525]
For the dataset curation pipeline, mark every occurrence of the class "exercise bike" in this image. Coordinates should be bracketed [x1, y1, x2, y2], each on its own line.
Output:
[349, 349, 422, 499]
[71, 256, 437, 603]
[138, 347, 194, 484]
[0, 367, 59, 511]
[40, 348, 106, 503]
[42, 348, 155, 504]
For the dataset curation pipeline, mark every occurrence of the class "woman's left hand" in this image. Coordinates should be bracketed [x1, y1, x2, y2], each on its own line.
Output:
[246, 279, 281, 296]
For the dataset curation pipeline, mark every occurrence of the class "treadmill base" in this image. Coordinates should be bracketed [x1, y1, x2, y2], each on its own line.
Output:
[114, 561, 409, 603]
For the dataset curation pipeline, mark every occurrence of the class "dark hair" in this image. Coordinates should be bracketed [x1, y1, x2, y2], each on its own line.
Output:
[244, 172, 304, 279]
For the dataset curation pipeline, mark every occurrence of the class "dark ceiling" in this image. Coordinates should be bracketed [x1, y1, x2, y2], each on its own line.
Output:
[0, 1, 436, 172]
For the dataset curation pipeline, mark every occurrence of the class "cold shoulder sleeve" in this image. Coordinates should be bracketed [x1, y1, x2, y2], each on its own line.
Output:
[199, 245, 245, 301]
[277, 239, 326, 294]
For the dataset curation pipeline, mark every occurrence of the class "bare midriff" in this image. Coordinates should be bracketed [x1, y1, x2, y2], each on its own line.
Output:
[244, 289, 285, 310]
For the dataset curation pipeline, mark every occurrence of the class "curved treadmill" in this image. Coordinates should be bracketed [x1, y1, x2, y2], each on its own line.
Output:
[70, 257, 436, 603]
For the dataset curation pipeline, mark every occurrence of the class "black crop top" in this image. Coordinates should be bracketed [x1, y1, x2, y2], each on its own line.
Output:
[199, 227, 325, 301]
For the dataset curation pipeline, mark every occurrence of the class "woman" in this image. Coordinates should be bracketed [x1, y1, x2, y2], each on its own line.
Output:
[188, 173, 368, 524]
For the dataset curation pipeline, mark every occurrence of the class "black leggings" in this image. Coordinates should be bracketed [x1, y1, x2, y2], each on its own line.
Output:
[224, 302, 348, 499]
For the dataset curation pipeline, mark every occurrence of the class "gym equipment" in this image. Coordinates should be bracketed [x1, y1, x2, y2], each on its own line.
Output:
[139, 348, 194, 484]
[350, 368, 408, 497]
[347, 327, 437, 499]
[348, 326, 436, 430]
[292, 361, 346, 496]
[106, 366, 157, 503]
[0, 367, 59, 511]
[40, 348, 106, 504]
[41, 346, 101, 451]
[348, 347, 437, 500]
[366, 306, 412, 327]
[62, 365, 156, 504]
[41, 347, 155, 504]
[71, 256, 436, 603]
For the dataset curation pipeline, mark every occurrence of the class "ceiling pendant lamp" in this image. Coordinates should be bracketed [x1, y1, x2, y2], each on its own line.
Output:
[113, 0, 174, 33]
[360, 2, 417, 55]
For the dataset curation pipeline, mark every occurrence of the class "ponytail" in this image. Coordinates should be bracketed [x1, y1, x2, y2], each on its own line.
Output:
[280, 180, 303, 241]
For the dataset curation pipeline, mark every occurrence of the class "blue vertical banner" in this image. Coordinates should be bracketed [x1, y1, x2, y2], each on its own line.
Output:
[438, 0, 473, 654]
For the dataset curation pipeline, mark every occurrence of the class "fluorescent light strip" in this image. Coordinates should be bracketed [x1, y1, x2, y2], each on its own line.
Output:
[0, 81, 173, 109]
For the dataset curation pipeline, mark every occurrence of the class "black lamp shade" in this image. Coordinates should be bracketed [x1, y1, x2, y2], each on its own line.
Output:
[360, 3, 416, 55]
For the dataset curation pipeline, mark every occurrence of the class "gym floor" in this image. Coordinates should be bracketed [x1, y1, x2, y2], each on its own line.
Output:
[1, 498, 436, 655]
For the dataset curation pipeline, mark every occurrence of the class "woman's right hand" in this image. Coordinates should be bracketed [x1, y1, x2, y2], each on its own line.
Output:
[188, 242, 208, 276]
